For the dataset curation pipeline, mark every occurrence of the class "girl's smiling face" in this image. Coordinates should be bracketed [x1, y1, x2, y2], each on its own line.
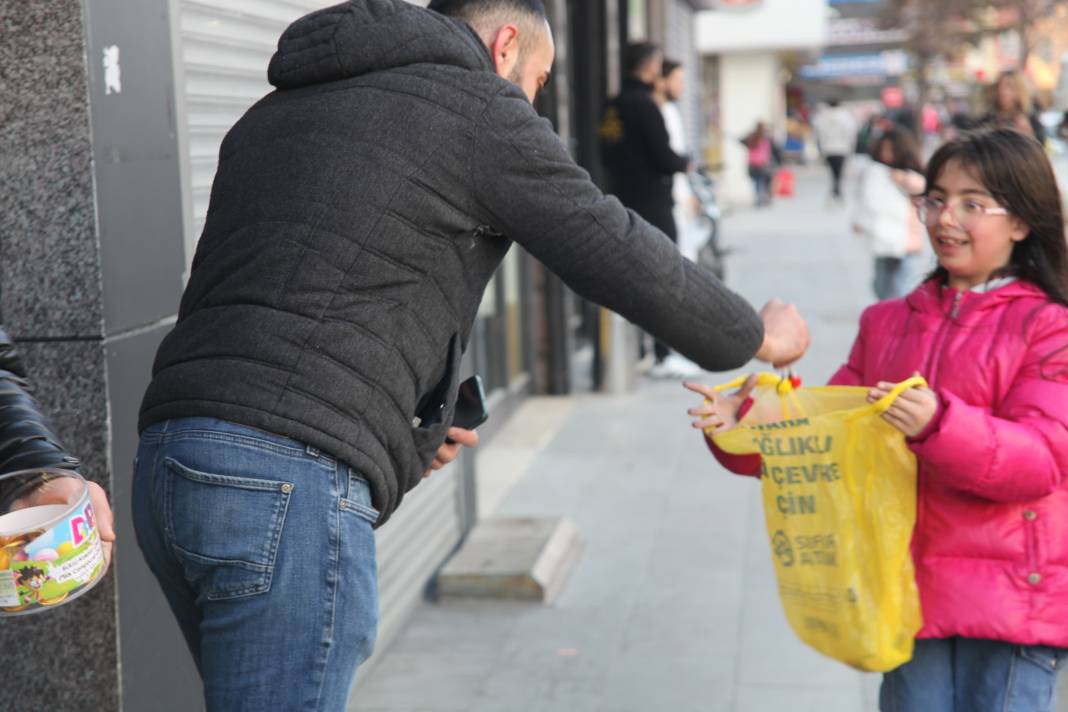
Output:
[926, 159, 1029, 291]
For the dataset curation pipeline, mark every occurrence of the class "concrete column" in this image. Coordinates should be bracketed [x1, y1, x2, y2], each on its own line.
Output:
[718, 51, 783, 207]
[0, 0, 193, 709]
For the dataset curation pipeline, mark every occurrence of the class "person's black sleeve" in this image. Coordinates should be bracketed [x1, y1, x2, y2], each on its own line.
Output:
[0, 329, 79, 498]
[472, 87, 764, 371]
[634, 99, 689, 175]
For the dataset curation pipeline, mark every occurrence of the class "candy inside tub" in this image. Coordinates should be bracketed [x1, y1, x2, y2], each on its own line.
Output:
[0, 469, 106, 615]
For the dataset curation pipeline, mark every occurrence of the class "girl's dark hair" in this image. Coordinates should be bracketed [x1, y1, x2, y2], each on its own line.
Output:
[870, 125, 923, 173]
[924, 127, 1068, 306]
[662, 59, 681, 78]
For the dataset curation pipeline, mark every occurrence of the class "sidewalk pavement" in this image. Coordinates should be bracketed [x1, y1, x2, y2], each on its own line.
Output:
[349, 165, 1061, 711]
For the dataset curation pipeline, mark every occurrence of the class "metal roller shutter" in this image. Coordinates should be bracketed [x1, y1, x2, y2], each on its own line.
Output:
[172, 0, 467, 657]
[667, 1, 701, 159]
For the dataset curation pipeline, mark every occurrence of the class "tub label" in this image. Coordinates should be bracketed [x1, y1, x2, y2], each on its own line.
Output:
[0, 571, 17, 607]
[1, 498, 105, 613]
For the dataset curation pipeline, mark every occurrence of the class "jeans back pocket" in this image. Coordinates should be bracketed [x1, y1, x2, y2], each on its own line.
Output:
[163, 457, 293, 601]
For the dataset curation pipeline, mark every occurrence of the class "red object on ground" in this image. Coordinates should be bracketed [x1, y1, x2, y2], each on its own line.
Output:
[773, 167, 794, 198]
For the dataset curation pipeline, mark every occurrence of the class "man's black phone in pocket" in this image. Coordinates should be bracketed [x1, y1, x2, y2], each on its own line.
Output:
[448, 374, 489, 438]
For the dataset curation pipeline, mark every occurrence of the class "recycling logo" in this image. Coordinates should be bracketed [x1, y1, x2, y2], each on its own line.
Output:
[772, 530, 795, 567]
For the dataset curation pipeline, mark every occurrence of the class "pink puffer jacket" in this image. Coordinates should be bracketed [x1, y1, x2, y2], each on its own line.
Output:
[708, 278, 1068, 646]
[836, 278, 1068, 647]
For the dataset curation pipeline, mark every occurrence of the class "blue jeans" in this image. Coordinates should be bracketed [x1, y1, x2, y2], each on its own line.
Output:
[880, 637, 1067, 712]
[132, 417, 379, 711]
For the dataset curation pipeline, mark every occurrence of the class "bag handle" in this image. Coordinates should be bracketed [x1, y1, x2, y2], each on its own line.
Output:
[713, 372, 794, 396]
[714, 373, 927, 411]
[872, 376, 928, 413]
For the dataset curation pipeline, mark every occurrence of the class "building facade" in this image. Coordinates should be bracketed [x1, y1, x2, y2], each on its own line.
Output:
[695, 0, 829, 206]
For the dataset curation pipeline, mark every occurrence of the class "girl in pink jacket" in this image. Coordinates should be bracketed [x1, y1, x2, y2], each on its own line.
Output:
[688, 128, 1068, 712]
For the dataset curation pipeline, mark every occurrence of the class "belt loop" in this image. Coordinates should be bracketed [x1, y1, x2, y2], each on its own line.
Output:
[306, 445, 320, 459]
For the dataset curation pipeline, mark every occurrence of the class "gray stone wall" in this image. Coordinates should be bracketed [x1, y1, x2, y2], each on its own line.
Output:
[0, 2, 118, 709]
[0, 1, 194, 709]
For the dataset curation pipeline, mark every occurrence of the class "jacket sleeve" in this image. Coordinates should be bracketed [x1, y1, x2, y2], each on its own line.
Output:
[703, 397, 762, 477]
[0, 330, 79, 503]
[909, 306, 1068, 502]
[634, 99, 689, 175]
[473, 88, 764, 371]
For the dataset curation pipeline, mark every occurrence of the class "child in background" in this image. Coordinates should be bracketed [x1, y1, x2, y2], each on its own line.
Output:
[687, 128, 1068, 712]
[743, 122, 776, 207]
[852, 126, 928, 300]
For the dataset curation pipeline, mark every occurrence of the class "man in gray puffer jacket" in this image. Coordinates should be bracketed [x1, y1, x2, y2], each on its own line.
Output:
[133, 1, 809, 708]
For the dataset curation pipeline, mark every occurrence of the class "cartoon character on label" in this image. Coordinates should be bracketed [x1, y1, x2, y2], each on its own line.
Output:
[16, 566, 48, 606]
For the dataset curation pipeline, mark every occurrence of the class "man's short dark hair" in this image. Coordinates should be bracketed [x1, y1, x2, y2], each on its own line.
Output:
[624, 42, 661, 79]
[429, 0, 548, 57]
[429, 0, 547, 23]
[662, 59, 681, 78]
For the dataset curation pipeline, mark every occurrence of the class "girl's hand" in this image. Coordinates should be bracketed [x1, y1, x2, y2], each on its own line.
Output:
[867, 380, 938, 438]
[683, 375, 757, 433]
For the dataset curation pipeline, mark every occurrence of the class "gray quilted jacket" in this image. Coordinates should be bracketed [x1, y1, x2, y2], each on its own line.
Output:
[139, 0, 763, 525]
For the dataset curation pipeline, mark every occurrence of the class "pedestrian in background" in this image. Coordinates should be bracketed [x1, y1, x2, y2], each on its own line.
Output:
[978, 70, 1045, 143]
[812, 99, 857, 203]
[743, 121, 776, 207]
[692, 127, 1068, 712]
[656, 59, 699, 259]
[851, 125, 927, 300]
[652, 58, 704, 377]
[601, 43, 694, 376]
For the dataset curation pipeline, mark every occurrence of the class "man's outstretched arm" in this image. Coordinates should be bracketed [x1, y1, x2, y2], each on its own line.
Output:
[473, 88, 808, 370]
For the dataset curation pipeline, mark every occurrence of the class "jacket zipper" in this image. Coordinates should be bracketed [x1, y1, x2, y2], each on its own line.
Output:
[922, 289, 962, 383]
[914, 289, 963, 559]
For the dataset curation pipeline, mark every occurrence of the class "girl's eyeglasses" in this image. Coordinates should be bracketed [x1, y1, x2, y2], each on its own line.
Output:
[913, 196, 1010, 228]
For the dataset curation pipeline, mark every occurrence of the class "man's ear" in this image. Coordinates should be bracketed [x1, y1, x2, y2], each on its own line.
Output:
[490, 24, 521, 79]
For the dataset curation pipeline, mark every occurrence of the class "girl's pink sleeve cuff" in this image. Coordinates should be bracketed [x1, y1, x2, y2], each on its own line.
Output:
[703, 397, 762, 477]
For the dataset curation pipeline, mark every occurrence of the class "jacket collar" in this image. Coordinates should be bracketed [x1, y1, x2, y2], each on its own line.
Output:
[622, 77, 655, 94]
[906, 276, 1046, 318]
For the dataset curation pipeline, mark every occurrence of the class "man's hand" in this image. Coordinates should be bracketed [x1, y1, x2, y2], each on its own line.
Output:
[423, 427, 479, 478]
[753, 299, 810, 368]
[683, 374, 757, 433]
[868, 380, 938, 438]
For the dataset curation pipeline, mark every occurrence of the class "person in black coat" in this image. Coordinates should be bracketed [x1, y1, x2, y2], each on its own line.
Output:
[600, 42, 690, 244]
[600, 42, 691, 367]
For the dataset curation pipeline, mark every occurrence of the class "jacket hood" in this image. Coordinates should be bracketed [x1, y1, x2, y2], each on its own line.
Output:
[906, 276, 1047, 318]
[268, 0, 493, 90]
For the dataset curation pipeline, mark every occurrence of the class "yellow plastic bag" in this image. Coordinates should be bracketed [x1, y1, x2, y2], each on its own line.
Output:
[709, 373, 923, 672]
